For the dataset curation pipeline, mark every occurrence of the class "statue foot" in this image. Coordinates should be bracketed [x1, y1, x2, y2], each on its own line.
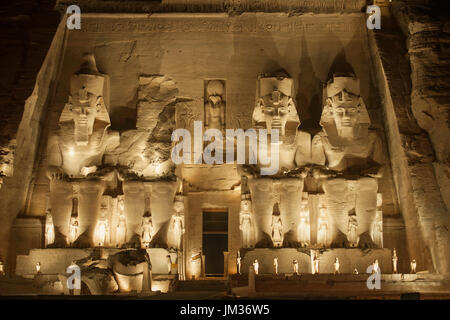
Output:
[358, 232, 378, 249]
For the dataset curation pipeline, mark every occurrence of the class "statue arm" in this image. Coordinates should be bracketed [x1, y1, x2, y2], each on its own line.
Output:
[368, 132, 385, 178]
[46, 135, 64, 180]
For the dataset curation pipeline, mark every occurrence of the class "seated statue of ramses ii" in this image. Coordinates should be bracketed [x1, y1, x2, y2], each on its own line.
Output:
[312, 74, 384, 249]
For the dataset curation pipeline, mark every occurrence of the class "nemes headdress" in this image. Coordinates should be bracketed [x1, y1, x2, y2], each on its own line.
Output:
[59, 53, 110, 125]
[320, 73, 371, 134]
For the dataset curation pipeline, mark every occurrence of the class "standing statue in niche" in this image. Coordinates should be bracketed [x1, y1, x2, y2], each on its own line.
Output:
[141, 197, 153, 249]
[271, 203, 283, 247]
[298, 194, 310, 247]
[312, 74, 384, 249]
[68, 198, 79, 246]
[317, 207, 329, 247]
[347, 214, 358, 247]
[239, 202, 253, 248]
[116, 197, 127, 248]
[46, 53, 119, 179]
[205, 80, 225, 131]
[168, 193, 185, 250]
[94, 204, 109, 247]
[45, 210, 55, 248]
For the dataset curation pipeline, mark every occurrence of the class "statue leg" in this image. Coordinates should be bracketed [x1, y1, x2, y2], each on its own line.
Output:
[248, 178, 274, 247]
[280, 178, 305, 248]
[49, 179, 73, 246]
[356, 177, 378, 249]
[323, 178, 350, 248]
[79, 180, 105, 247]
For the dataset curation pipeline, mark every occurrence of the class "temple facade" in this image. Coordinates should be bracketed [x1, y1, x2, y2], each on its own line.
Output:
[0, 0, 448, 296]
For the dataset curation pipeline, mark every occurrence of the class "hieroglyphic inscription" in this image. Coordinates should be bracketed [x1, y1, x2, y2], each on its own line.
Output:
[79, 18, 361, 34]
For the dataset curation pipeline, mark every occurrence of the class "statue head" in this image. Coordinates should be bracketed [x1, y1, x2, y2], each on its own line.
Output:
[46, 213, 53, 224]
[240, 198, 252, 213]
[173, 198, 184, 214]
[206, 80, 224, 106]
[253, 74, 299, 136]
[59, 54, 110, 146]
[100, 204, 108, 218]
[118, 197, 125, 211]
[320, 74, 370, 139]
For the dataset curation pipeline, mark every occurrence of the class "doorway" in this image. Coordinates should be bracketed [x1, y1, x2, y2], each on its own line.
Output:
[202, 210, 228, 277]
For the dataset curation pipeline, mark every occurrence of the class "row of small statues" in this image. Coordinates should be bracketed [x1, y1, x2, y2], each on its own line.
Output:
[44, 192, 185, 250]
[236, 249, 418, 275]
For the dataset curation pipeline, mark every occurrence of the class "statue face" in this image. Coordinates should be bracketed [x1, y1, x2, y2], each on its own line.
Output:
[70, 88, 99, 144]
[240, 199, 252, 212]
[326, 76, 362, 137]
[100, 205, 108, 217]
[174, 200, 184, 213]
[259, 90, 292, 135]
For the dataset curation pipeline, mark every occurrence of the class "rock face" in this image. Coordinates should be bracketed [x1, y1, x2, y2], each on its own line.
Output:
[1, 1, 449, 293]
[392, 1, 450, 212]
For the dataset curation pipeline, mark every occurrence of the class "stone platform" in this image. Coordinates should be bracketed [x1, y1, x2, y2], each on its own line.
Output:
[16, 248, 177, 277]
[239, 248, 393, 275]
[231, 273, 450, 297]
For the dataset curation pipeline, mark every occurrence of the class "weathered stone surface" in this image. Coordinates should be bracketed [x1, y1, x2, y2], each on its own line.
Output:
[392, 1, 450, 212]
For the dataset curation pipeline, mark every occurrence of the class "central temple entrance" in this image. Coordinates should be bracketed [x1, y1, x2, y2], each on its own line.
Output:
[202, 210, 228, 277]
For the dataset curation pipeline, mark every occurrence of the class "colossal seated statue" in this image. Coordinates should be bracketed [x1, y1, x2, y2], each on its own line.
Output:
[242, 72, 311, 248]
[46, 54, 118, 247]
[312, 74, 384, 249]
